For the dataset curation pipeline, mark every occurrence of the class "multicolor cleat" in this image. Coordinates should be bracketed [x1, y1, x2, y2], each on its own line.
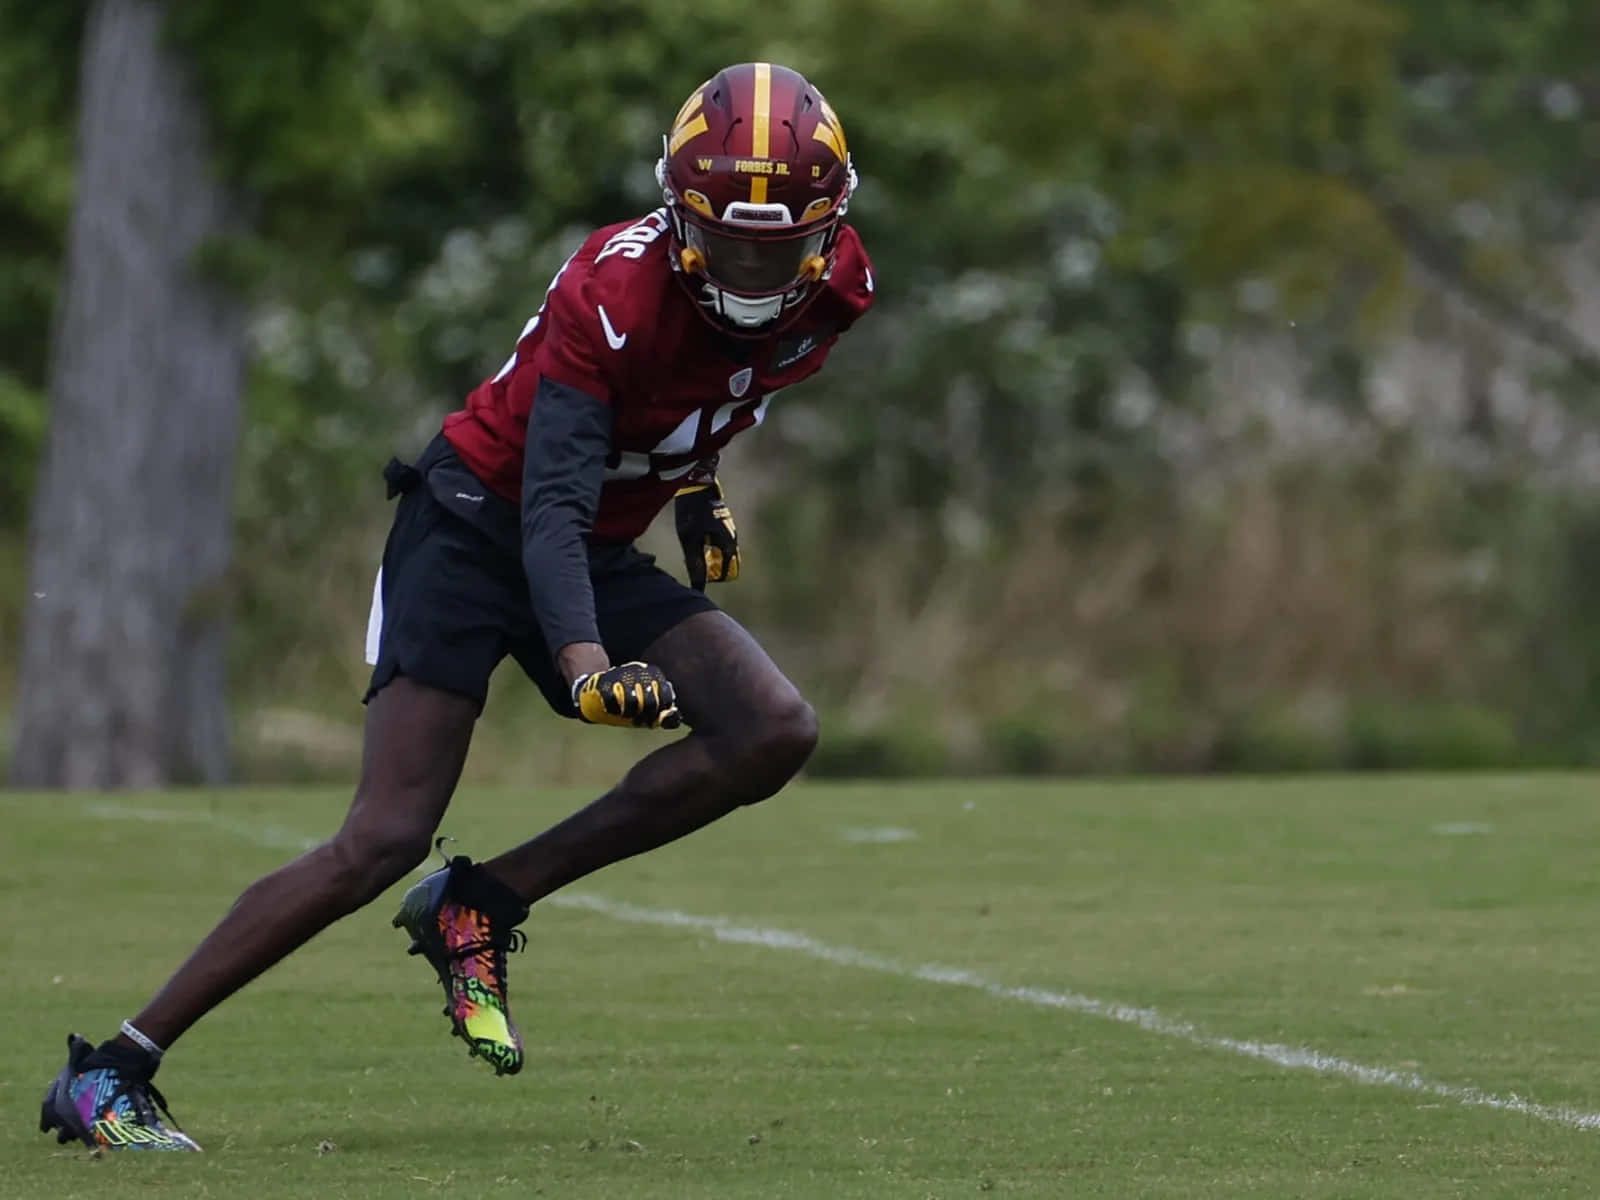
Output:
[39, 1034, 200, 1152]
[393, 845, 531, 1076]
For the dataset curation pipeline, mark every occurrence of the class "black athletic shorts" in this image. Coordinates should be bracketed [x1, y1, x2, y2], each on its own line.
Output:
[364, 435, 716, 713]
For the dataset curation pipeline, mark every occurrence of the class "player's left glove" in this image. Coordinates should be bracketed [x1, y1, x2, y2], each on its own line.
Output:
[674, 476, 740, 591]
[571, 662, 681, 730]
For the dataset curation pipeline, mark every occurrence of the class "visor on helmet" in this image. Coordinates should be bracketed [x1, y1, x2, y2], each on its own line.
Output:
[682, 224, 829, 295]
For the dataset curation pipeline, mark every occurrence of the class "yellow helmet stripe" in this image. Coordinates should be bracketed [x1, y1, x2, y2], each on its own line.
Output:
[750, 62, 772, 203]
[751, 63, 772, 158]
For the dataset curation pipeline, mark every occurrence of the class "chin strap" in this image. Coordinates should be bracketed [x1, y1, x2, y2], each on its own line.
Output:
[708, 285, 788, 329]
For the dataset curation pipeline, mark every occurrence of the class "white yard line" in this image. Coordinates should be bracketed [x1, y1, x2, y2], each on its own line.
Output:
[550, 893, 1600, 1131]
[85, 802, 320, 852]
[839, 825, 919, 843]
[84, 799, 1600, 1132]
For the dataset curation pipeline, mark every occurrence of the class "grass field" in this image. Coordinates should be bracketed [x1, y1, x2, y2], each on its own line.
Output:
[4, 774, 1600, 1198]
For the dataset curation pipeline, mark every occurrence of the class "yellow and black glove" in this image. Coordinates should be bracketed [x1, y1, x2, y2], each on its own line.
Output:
[674, 477, 740, 591]
[571, 662, 681, 729]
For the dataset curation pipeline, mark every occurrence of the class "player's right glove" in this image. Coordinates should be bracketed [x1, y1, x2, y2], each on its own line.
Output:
[674, 476, 740, 591]
[571, 662, 682, 730]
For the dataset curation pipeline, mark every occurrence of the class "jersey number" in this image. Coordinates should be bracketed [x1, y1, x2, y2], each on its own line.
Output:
[595, 210, 669, 262]
[604, 393, 776, 483]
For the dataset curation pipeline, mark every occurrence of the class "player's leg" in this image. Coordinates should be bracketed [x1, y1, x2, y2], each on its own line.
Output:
[39, 676, 476, 1153]
[121, 678, 476, 1050]
[41, 440, 512, 1148]
[482, 609, 817, 901]
[116, 449, 503, 1056]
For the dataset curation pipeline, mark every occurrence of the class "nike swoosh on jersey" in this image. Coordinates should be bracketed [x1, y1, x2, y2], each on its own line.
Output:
[597, 305, 628, 350]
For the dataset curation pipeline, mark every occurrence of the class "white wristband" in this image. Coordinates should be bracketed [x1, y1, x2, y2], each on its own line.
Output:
[120, 1020, 166, 1060]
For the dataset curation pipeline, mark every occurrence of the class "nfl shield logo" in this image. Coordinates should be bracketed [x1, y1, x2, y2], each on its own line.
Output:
[728, 367, 754, 398]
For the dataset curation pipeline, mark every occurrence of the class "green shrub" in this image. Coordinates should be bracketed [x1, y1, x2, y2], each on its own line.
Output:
[807, 718, 951, 779]
[1345, 701, 1523, 771]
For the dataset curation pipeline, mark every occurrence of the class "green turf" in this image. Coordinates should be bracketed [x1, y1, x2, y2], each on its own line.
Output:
[4, 775, 1600, 1197]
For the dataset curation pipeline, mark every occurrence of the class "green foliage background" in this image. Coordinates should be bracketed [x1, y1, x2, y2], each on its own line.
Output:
[4, 0, 1600, 779]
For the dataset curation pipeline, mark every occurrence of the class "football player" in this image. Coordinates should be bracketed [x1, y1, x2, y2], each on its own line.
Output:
[41, 61, 874, 1151]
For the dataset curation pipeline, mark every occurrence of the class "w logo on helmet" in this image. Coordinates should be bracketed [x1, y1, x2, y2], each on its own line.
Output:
[813, 99, 847, 162]
[669, 89, 708, 155]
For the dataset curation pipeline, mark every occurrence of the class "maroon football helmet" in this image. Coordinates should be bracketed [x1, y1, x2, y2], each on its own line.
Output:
[655, 62, 858, 335]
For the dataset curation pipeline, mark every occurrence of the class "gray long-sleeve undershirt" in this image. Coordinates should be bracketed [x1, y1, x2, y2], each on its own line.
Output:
[520, 377, 613, 656]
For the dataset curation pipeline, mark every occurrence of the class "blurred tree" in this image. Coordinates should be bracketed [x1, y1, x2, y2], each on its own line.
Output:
[11, 0, 245, 786]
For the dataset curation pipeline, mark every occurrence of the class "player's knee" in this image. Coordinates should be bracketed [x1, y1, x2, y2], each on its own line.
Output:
[327, 809, 434, 903]
[762, 696, 819, 770]
[736, 697, 819, 803]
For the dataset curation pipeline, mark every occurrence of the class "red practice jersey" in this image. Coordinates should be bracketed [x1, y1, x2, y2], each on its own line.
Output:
[442, 209, 876, 542]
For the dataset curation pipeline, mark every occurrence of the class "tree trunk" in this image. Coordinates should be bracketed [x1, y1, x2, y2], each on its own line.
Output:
[10, 0, 245, 788]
